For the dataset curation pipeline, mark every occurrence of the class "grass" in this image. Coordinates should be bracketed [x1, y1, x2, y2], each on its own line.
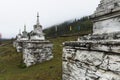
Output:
[0, 36, 78, 80]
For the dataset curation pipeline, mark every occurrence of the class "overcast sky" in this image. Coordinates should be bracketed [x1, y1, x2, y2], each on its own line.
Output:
[0, 0, 100, 38]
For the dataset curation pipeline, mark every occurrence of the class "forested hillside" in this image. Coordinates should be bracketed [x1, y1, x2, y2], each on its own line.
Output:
[43, 16, 93, 37]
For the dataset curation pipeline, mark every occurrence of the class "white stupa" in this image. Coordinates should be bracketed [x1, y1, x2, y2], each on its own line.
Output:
[16, 29, 22, 41]
[30, 13, 45, 40]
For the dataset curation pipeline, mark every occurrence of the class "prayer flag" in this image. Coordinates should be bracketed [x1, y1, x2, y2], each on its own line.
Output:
[55, 26, 57, 32]
[78, 26, 80, 31]
[70, 26, 72, 31]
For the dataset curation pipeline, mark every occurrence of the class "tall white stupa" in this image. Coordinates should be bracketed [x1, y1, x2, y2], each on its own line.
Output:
[30, 13, 45, 40]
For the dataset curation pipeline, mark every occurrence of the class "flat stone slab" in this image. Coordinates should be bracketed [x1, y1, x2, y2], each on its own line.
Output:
[63, 40, 120, 54]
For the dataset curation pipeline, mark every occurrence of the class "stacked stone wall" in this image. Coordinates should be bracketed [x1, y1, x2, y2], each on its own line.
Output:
[63, 42, 120, 80]
[14, 40, 53, 67]
[22, 41, 53, 67]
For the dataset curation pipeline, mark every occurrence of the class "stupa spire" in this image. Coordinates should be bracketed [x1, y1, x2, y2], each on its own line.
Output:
[19, 29, 21, 34]
[37, 12, 40, 25]
[24, 24, 26, 31]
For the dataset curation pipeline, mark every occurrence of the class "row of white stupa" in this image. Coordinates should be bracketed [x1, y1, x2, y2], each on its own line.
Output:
[16, 13, 45, 41]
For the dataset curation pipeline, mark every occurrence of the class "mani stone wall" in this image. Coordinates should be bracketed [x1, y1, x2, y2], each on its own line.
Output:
[63, 41, 120, 80]
[15, 40, 53, 67]
[62, 0, 120, 79]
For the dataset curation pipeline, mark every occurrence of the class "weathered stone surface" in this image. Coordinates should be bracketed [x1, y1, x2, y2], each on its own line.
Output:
[63, 0, 120, 80]
[63, 46, 120, 80]
[14, 41, 23, 52]
[91, 0, 120, 18]
[93, 18, 120, 34]
[90, 0, 120, 34]
[75, 50, 104, 66]
[23, 41, 53, 67]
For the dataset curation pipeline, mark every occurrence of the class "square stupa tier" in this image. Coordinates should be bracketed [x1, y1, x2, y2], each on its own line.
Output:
[90, 0, 120, 34]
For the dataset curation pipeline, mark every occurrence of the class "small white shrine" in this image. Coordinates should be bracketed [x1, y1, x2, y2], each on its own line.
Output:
[14, 13, 53, 67]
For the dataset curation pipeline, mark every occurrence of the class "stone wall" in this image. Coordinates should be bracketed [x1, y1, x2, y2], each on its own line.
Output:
[13, 41, 23, 52]
[62, 0, 120, 80]
[22, 41, 53, 67]
[63, 41, 120, 80]
[14, 40, 53, 67]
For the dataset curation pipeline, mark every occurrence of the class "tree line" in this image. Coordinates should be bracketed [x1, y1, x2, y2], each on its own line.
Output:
[43, 16, 93, 38]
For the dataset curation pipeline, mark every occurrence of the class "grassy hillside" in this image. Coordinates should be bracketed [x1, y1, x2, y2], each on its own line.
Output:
[0, 36, 78, 80]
